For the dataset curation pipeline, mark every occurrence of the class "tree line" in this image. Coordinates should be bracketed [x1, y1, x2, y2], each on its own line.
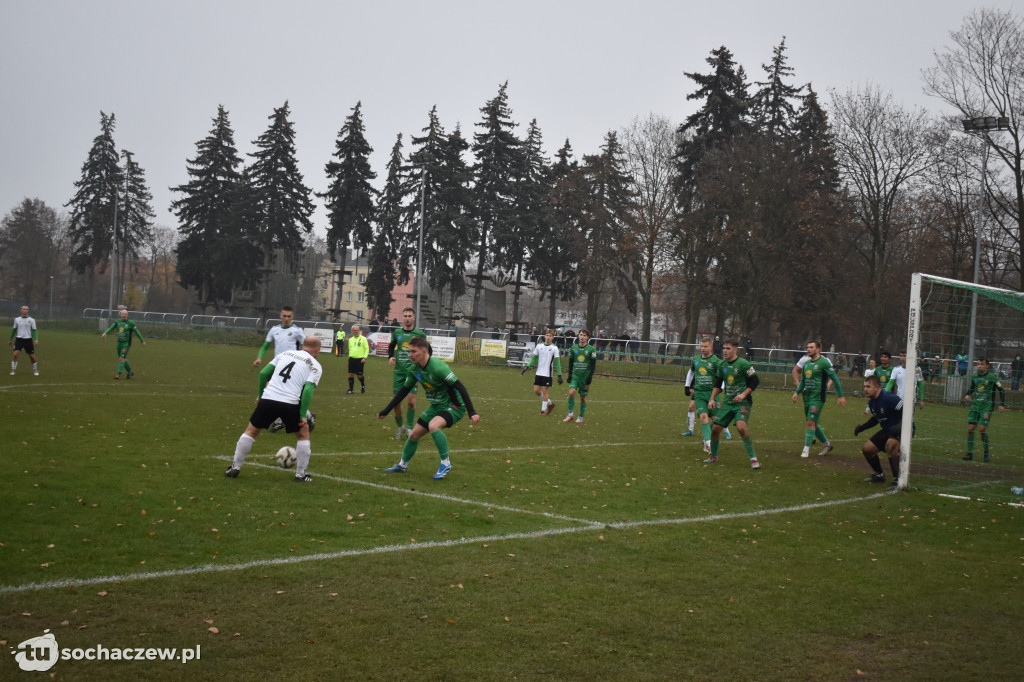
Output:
[3, 9, 1022, 353]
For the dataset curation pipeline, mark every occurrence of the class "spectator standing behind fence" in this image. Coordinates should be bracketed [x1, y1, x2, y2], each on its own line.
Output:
[956, 350, 969, 376]
[713, 336, 724, 358]
[1011, 353, 1024, 391]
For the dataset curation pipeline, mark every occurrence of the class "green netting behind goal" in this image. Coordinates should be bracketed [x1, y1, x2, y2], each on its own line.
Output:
[904, 273, 1024, 503]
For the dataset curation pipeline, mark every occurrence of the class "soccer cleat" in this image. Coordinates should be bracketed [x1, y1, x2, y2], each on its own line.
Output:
[562, 413, 575, 423]
[575, 416, 584, 424]
[361, 386, 366, 393]
[294, 473, 313, 483]
[395, 426, 406, 440]
[962, 454, 973, 461]
[818, 442, 834, 457]
[800, 447, 810, 459]
[346, 389, 354, 394]
[433, 462, 452, 480]
[114, 374, 120, 380]
[224, 466, 240, 478]
[9, 370, 14, 375]
[546, 402, 556, 415]
[539, 409, 547, 415]
[681, 430, 694, 437]
[889, 480, 898, 489]
[750, 458, 761, 470]
[33, 369, 39, 376]
[269, 418, 285, 433]
[126, 371, 134, 379]
[703, 455, 718, 463]
[383, 463, 407, 473]
[724, 430, 732, 440]
[864, 472, 886, 483]
[306, 411, 316, 432]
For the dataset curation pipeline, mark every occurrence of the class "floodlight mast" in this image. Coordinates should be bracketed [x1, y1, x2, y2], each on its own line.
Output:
[961, 116, 1010, 372]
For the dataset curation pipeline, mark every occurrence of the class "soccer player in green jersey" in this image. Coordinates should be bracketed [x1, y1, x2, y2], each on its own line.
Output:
[706, 337, 760, 469]
[873, 351, 894, 389]
[379, 336, 480, 479]
[962, 357, 1006, 462]
[684, 337, 731, 453]
[561, 329, 597, 424]
[101, 309, 146, 380]
[791, 340, 847, 457]
[388, 307, 428, 439]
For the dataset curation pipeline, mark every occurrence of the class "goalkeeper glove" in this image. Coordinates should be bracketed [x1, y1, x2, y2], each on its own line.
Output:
[853, 423, 867, 436]
[684, 386, 692, 397]
[521, 367, 528, 375]
[557, 375, 563, 385]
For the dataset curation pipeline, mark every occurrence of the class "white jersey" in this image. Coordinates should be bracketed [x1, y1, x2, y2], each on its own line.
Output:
[889, 365, 923, 400]
[12, 315, 36, 339]
[795, 354, 811, 369]
[265, 324, 304, 358]
[532, 343, 560, 378]
[260, 349, 323, 404]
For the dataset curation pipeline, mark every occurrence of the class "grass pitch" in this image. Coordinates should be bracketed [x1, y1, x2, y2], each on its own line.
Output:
[0, 330, 1020, 680]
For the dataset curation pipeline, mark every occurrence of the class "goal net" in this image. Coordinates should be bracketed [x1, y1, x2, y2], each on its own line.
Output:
[902, 273, 1024, 502]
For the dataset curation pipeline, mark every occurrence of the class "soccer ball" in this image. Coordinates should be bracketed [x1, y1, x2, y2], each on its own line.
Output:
[275, 446, 297, 469]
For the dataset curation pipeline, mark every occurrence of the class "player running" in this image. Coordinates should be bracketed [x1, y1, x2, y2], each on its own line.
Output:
[962, 357, 1006, 462]
[225, 336, 324, 482]
[791, 340, 846, 457]
[101, 309, 146, 380]
[379, 336, 480, 479]
[254, 306, 304, 367]
[562, 329, 597, 424]
[706, 338, 761, 469]
[388, 307, 428, 439]
[522, 328, 563, 415]
[683, 336, 731, 452]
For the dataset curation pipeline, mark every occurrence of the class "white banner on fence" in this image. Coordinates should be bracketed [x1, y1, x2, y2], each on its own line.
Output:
[368, 331, 392, 357]
[304, 328, 334, 349]
[480, 338, 507, 359]
[427, 335, 456, 361]
[507, 340, 535, 367]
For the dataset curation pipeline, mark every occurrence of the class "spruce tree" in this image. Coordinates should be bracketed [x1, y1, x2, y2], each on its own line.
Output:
[66, 112, 122, 283]
[366, 134, 411, 321]
[170, 105, 246, 309]
[470, 82, 523, 328]
[322, 101, 378, 320]
[247, 101, 315, 316]
[116, 149, 155, 302]
[750, 37, 803, 140]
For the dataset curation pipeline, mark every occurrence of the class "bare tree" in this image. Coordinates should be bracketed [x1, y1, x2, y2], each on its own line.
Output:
[830, 84, 935, 347]
[621, 113, 678, 341]
[923, 7, 1024, 288]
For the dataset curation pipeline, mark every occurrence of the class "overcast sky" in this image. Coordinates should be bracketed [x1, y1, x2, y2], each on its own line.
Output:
[1, 1, 1017, 238]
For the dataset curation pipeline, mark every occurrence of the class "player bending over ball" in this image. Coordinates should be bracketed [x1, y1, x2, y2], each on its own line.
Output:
[101, 309, 145, 380]
[225, 336, 324, 483]
[379, 336, 479, 480]
[706, 338, 761, 470]
[522, 328, 563, 415]
[562, 329, 597, 424]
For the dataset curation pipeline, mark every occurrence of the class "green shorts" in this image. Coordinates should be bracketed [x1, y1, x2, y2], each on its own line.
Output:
[802, 399, 825, 424]
[117, 343, 132, 360]
[569, 375, 590, 396]
[392, 367, 420, 395]
[692, 392, 715, 417]
[418, 404, 465, 428]
[968, 405, 992, 427]
[714, 401, 752, 428]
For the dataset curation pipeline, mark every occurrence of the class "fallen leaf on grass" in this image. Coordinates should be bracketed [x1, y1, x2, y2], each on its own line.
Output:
[208, 627, 219, 634]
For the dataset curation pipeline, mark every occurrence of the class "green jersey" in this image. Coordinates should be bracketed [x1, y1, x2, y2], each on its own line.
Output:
[688, 354, 721, 395]
[797, 355, 843, 401]
[390, 327, 427, 371]
[717, 355, 757, 405]
[568, 343, 597, 379]
[104, 319, 144, 346]
[968, 371, 1002, 410]
[874, 364, 893, 388]
[404, 357, 465, 409]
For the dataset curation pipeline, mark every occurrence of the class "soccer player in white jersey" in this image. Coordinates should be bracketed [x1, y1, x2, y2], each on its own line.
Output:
[9, 305, 39, 376]
[227, 336, 324, 482]
[885, 350, 924, 409]
[522, 328, 563, 414]
[253, 306, 305, 367]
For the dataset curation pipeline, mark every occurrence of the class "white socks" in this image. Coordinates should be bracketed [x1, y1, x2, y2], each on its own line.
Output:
[295, 440, 312, 476]
[232, 433, 255, 468]
[688, 412, 695, 430]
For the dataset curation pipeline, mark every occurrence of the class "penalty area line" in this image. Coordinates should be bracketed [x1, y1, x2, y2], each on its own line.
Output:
[0, 492, 887, 595]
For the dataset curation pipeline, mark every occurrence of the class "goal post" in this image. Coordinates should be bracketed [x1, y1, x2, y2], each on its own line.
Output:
[902, 272, 1024, 501]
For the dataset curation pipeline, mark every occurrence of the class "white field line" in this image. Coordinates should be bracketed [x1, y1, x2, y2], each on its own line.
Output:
[0, 492, 888, 595]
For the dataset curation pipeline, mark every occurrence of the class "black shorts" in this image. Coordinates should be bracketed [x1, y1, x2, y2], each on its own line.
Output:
[348, 357, 365, 375]
[249, 399, 302, 433]
[13, 338, 34, 354]
[869, 428, 899, 452]
[533, 375, 553, 387]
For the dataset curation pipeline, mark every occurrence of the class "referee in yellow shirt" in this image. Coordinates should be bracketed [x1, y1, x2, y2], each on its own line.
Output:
[347, 324, 370, 393]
